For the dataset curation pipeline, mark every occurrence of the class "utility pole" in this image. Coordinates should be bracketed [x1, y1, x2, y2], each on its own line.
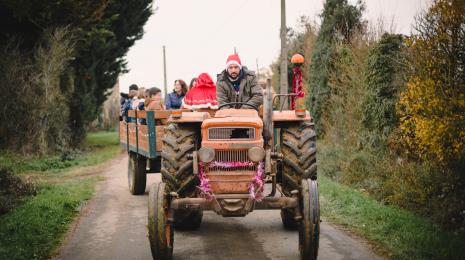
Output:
[163, 45, 168, 97]
[234, 47, 237, 54]
[279, 0, 288, 109]
[256, 58, 260, 78]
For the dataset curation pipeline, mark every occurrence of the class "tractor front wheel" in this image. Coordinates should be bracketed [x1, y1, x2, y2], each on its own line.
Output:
[148, 182, 173, 259]
[298, 179, 320, 260]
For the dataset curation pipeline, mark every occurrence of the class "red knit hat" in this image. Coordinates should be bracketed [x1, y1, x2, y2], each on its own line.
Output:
[226, 54, 242, 70]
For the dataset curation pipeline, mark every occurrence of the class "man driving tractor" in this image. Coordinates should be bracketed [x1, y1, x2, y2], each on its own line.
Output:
[216, 53, 263, 109]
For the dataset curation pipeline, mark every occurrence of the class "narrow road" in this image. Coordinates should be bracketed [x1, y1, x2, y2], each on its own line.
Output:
[58, 154, 382, 260]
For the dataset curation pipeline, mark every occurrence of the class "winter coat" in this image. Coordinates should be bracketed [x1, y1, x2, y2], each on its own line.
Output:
[216, 67, 263, 109]
[146, 98, 164, 111]
[182, 73, 218, 110]
[165, 92, 185, 109]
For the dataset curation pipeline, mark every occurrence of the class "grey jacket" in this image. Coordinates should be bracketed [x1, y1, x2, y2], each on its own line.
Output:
[216, 67, 263, 109]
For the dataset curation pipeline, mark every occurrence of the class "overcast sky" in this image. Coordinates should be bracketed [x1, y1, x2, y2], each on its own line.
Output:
[119, 0, 432, 94]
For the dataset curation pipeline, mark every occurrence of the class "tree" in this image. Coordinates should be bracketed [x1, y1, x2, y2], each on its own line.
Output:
[0, 0, 152, 152]
[362, 33, 405, 145]
[307, 0, 365, 134]
[68, 0, 152, 146]
[398, 0, 465, 171]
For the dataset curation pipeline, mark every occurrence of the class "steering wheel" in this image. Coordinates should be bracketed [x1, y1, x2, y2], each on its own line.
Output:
[218, 102, 259, 111]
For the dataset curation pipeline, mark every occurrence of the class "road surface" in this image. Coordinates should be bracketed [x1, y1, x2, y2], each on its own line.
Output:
[57, 154, 382, 260]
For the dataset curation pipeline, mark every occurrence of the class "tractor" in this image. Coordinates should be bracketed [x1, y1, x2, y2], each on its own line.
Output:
[147, 55, 319, 260]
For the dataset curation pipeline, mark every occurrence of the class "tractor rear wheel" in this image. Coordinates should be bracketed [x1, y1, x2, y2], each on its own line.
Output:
[160, 123, 198, 196]
[128, 152, 147, 195]
[280, 121, 317, 196]
[298, 179, 320, 260]
[148, 182, 173, 259]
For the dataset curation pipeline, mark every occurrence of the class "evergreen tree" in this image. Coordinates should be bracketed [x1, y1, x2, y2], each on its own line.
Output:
[362, 33, 404, 145]
[0, 0, 152, 151]
[69, 0, 152, 145]
[307, 0, 365, 134]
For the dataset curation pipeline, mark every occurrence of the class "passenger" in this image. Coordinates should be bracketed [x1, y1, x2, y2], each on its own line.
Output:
[120, 84, 138, 121]
[119, 92, 128, 121]
[146, 87, 166, 125]
[182, 73, 218, 110]
[216, 53, 263, 109]
[188, 77, 197, 91]
[132, 87, 146, 110]
[165, 79, 187, 109]
[146, 87, 164, 111]
[123, 89, 138, 122]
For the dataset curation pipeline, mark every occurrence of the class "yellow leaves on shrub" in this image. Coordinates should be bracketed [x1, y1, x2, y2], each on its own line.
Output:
[398, 75, 465, 165]
[397, 0, 465, 167]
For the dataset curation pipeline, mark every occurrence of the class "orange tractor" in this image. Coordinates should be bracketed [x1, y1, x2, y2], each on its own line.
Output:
[148, 65, 319, 259]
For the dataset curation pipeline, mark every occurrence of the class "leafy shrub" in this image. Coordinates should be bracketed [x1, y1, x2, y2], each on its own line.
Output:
[0, 168, 37, 214]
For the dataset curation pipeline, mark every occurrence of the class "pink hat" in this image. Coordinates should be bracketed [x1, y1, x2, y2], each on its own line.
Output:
[226, 54, 242, 70]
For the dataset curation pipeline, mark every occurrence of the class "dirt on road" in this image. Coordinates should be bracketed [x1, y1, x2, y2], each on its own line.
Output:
[57, 154, 383, 260]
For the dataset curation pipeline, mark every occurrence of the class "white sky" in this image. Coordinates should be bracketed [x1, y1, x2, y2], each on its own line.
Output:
[119, 0, 432, 94]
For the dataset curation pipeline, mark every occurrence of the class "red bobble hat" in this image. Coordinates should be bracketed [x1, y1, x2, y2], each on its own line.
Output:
[226, 54, 242, 70]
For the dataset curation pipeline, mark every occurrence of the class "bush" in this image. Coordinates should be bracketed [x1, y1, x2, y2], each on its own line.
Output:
[0, 168, 37, 214]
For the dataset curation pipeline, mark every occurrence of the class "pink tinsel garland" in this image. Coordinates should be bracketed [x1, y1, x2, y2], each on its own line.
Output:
[197, 162, 213, 200]
[196, 160, 265, 201]
[248, 161, 265, 202]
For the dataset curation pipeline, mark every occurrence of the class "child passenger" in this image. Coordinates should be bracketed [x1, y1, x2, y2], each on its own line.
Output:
[182, 73, 218, 110]
[146, 87, 166, 125]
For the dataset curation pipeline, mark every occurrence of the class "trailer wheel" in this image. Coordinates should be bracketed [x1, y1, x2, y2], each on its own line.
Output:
[280, 121, 317, 196]
[149, 157, 161, 173]
[148, 182, 173, 260]
[299, 179, 320, 260]
[174, 209, 203, 230]
[128, 152, 147, 195]
[281, 209, 299, 230]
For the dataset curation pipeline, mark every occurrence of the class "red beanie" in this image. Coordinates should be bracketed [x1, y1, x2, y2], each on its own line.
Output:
[226, 54, 242, 70]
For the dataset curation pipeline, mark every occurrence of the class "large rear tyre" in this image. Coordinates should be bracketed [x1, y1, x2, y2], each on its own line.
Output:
[128, 152, 147, 195]
[281, 121, 317, 196]
[148, 182, 173, 260]
[161, 123, 198, 197]
[299, 179, 320, 260]
[173, 209, 203, 230]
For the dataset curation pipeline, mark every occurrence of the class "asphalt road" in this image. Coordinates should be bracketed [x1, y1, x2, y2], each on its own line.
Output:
[57, 154, 382, 260]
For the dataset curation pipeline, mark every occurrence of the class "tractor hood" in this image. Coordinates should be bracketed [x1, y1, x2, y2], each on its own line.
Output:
[201, 109, 263, 129]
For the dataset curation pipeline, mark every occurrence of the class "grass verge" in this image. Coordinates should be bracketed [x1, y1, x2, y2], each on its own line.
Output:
[319, 175, 465, 259]
[0, 130, 121, 259]
[0, 131, 120, 173]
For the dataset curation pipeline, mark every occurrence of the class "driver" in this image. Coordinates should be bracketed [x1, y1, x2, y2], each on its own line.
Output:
[216, 53, 263, 109]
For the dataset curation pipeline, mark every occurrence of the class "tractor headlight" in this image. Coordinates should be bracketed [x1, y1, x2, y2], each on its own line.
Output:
[248, 146, 265, 162]
[198, 147, 215, 162]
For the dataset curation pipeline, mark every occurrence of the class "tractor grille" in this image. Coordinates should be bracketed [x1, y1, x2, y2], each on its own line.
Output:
[205, 150, 257, 172]
[216, 150, 248, 162]
[208, 127, 255, 140]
